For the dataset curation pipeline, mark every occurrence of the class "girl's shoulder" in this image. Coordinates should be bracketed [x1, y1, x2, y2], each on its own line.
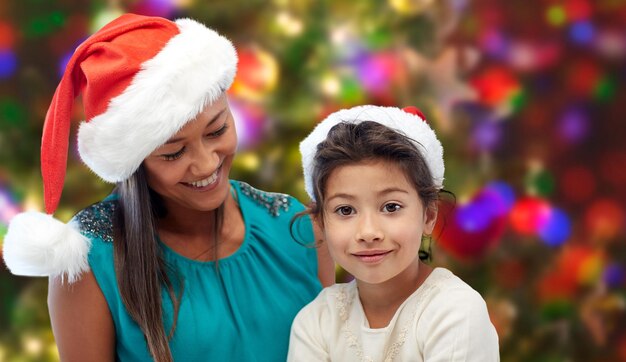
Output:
[424, 267, 486, 302]
[319, 281, 358, 303]
[295, 281, 357, 323]
[299, 282, 357, 319]
[417, 267, 492, 326]
[414, 268, 500, 360]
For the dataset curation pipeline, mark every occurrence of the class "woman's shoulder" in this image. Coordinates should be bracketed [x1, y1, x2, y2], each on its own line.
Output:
[230, 180, 306, 218]
[70, 197, 122, 306]
[70, 195, 118, 245]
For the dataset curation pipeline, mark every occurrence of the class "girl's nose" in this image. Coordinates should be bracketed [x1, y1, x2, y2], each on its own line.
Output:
[355, 213, 384, 243]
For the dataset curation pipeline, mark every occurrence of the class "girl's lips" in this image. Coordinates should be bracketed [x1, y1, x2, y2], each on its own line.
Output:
[352, 250, 391, 263]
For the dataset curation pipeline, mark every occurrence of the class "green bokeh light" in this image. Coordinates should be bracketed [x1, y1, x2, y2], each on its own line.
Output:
[594, 77, 616, 102]
[0, 98, 25, 127]
[546, 6, 566, 26]
[24, 11, 67, 38]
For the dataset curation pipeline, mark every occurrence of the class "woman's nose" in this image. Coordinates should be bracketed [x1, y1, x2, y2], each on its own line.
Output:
[189, 144, 220, 176]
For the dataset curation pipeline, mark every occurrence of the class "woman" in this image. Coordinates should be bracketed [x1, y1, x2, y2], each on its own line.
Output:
[3, 13, 333, 361]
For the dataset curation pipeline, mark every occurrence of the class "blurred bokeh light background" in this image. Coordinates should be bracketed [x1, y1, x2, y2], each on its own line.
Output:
[1, 0, 625, 361]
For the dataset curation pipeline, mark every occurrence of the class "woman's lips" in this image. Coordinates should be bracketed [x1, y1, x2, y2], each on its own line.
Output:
[181, 164, 222, 191]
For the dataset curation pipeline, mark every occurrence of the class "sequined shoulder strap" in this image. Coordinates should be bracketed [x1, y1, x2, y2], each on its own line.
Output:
[71, 200, 117, 243]
[235, 181, 292, 217]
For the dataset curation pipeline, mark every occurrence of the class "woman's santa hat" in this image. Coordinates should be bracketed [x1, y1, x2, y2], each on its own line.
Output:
[2, 13, 238, 282]
[300, 105, 445, 201]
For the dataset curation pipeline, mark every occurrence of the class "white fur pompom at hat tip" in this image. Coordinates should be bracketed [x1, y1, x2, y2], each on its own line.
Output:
[299, 105, 445, 201]
[3, 212, 91, 283]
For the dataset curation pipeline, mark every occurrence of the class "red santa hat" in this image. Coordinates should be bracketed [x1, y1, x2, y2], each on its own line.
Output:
[300, 105, 445, 201]
[2, 13, 238, 282]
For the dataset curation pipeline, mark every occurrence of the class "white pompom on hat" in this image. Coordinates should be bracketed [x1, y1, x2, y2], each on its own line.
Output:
[300, 105, 445, 201]
[2, 13, 238, 282]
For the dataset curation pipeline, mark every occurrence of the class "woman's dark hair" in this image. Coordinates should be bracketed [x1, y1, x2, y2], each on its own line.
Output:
[113, 165, 222, 362]
[297, 120, 443, 260]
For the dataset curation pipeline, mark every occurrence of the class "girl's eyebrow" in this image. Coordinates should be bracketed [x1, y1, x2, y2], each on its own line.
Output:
[377, 187, 409, 195]
[164, 108, 227, 145]
[326, 193, 354, 203]
[327, 188, 409, 202]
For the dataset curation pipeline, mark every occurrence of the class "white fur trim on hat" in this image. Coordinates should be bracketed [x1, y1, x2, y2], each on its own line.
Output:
[300, 105, 445, 201]
[78, 18, 238, 183]
[3, 212, 91, 283]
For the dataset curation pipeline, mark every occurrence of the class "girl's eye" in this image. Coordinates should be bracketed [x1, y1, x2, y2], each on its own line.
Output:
[383, 203, 402, 213]
[162, 147, 186, 161]
[206, 123, 229, 138]
[335, 206, 354, 216]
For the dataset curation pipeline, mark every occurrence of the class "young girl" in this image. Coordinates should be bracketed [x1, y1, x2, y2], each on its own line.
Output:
[288, 105, 500, 361]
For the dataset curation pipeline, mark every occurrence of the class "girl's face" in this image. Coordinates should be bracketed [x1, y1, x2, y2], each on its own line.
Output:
[321, 159, 437, 285]
[143, 95, 237, 214]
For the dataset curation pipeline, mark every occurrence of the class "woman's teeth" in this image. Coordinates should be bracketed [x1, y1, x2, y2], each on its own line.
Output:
[189, 171, 218, 187]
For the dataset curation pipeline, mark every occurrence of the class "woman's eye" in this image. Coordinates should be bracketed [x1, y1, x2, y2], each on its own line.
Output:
[206, 123, 229, 138]
[162, 147, 186, 161]
[383, 203, 401, 213]
[335, 206, 354, 216]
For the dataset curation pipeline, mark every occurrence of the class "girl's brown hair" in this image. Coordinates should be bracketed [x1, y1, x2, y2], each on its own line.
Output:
[309, 121, 439, 223]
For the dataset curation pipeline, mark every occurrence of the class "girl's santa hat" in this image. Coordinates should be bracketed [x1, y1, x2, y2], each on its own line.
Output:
[2, 13, 238, 282]
[300, 105, 445, 201]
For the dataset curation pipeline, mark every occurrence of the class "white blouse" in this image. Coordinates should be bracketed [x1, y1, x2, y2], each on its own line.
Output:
[288, 267, 500, 362]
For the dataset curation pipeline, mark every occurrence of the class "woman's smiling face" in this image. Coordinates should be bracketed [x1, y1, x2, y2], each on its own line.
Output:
[143, 95, 238, 213]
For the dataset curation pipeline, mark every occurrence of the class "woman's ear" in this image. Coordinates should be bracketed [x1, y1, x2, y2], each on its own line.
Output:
[424, 203, 438, 235]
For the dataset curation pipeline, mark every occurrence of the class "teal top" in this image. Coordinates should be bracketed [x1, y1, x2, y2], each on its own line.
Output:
[73, 180, 322, 361]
